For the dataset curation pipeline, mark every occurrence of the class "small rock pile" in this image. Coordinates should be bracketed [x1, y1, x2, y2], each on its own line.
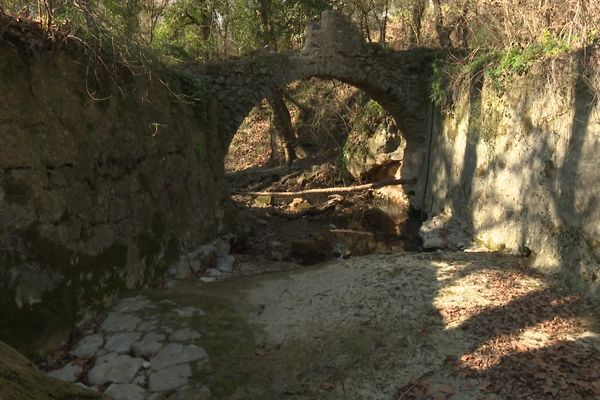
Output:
[166, 238, 236, 285]
[46, 296, 211, 400]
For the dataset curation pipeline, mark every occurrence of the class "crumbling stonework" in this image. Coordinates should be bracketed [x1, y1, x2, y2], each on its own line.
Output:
[303, 10, 364, 56]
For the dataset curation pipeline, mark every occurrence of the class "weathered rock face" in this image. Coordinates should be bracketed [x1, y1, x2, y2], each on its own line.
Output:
[0, 45, 227, 357]
[418, 49, 600, 294]
[345, 122, 406, 181]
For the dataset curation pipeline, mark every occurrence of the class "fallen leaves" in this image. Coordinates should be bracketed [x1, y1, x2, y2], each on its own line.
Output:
[447, 270, 599, 399]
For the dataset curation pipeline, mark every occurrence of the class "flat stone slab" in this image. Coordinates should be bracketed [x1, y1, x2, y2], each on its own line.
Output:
[47, 362, 82, 383]
[104, 332, 142, 353]
[174, 306, 205, 318]
[137, 319, 159, 332]
[148, 364, 192, 392]
[105, 383, 145, 400]
[88, 353, 145, 385]
[150, 343, 208, 371]
[113, 296, 155, 313]
[69, 334, 103, 358]
[100, 313, 142, 332]
[170, 328, 201, 342]
[132, 332, 166, 358]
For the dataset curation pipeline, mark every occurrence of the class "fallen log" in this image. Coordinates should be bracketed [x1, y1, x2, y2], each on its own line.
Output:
[233, 178, 417, 197]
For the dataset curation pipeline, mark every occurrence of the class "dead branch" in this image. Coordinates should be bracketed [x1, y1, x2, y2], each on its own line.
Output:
[234, 178, 417, 197]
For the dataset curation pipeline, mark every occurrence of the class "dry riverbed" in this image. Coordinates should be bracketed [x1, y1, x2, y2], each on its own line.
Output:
[43, 252, 600, 400]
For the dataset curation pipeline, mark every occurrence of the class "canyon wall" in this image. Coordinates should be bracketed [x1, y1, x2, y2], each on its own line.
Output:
[420, 49, 600, 294]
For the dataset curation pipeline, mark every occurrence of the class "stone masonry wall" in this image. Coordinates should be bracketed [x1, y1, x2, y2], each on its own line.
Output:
[421, 49, 600, 294]
[0, 45, 227, 358]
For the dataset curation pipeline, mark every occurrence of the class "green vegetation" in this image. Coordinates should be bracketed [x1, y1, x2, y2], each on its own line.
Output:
[431, 32, 579, 108]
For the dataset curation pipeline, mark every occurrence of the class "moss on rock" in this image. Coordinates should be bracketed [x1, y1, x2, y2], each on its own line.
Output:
[0, 341, 102, 400]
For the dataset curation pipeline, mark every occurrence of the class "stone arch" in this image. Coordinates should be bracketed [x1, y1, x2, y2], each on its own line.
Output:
[202, 11, 436, 198]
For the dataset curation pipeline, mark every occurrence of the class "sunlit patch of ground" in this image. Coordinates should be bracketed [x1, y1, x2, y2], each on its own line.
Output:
[424, 257, 600, 399]
[225, 106, 271, 173]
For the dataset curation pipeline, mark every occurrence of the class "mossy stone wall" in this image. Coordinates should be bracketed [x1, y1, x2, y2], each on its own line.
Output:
[0, 46, 227, 359]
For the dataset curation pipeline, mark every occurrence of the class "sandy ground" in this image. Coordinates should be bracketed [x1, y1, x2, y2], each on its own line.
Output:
[139, 252, 600, 400]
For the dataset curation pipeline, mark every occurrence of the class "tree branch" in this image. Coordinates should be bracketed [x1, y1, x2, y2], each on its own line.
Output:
[234, 178, 417, 197]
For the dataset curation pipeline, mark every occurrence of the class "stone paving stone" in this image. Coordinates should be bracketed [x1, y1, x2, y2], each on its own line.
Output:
[132, 332, 166, 358]
[104, 332, 142, 353]
[47, 362, 82, 383]
[150, 343, 208, 371]
[69, 334, 104, 358]
[148, 364, 192, 392]
[100, 313, 142, 332]
[169, 328, 201, 342]
[113, 296, 155, 313]
[88, 353, 145, 385]
[104, 383, 146, 400]
[137, 319, 159, 332]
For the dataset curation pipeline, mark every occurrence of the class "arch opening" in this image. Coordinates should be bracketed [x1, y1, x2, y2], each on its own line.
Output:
[225, 78, 424, 268]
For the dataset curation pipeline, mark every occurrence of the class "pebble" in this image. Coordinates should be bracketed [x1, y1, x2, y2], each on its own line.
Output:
[199, 277, 217, 284]
[150, 343, 208, 371]
[104, 332, 142, 353]
[88, 353, 145, 385]
[69, 334, 104, 358]
[148, 364, 192, 392]
[100, 313, 142, 332]
[47, 362, 82, 383]
[105, 383, 146, 400]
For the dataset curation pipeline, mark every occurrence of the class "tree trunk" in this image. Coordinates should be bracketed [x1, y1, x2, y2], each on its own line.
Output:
[410, 0, 426, 45]
[379, 0, 389, 45]
[432, 0, 452, 48]
[254, 0, 296, 165]
[267, 89, 296, 165]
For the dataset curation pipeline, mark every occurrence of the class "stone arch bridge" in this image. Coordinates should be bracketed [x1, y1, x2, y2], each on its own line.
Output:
[196, 11, 438, 191]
